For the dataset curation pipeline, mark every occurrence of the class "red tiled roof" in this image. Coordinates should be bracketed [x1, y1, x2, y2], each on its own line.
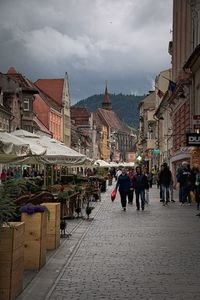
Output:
[34, 79, 64, 105]
[70, 107, 91, 118]
[97, 108, 130, 133]
[93, 112, 104, 129]
[6, 68, 37, 92]
[34, 91, 61, 112]
[33, 115, 52, 135]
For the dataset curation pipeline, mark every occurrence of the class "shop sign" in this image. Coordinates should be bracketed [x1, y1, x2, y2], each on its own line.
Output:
[186, 133, 200, 147]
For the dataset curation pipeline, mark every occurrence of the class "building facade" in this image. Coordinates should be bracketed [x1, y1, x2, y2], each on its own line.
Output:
[35, 73, 71, 146]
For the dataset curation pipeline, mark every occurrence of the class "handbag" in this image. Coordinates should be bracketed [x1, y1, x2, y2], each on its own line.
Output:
[111, 189, 117, 201]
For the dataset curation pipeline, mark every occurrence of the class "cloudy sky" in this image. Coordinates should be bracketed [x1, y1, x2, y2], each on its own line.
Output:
[0, 0, 172, 103]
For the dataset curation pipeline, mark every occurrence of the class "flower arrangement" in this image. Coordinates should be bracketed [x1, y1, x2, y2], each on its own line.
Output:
[19, 203, 48, 215]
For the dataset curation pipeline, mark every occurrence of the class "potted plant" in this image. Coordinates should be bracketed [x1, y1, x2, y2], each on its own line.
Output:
[41, 202, 61, 250]
[20, 203, 48, 270]
[0, 187, 25, 300]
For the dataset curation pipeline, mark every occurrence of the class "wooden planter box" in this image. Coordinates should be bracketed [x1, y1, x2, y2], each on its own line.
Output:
[21, 212, 47, 270]
[41, 203, 60, 250]
[0, 222, 25, 300]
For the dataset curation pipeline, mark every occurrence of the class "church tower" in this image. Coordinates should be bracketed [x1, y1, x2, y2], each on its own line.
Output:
[102, 83, 112, 110]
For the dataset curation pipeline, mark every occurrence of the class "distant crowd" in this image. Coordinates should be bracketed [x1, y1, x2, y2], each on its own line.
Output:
[110, 162, 200, 213]
[0, 167, 43, 182]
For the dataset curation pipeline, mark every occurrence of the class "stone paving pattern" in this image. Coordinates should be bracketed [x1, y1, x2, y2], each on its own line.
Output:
[18, 184, 200, 300]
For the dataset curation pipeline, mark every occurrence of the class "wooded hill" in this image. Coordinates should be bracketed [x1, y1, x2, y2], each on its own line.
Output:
[73, 93, 145, 129]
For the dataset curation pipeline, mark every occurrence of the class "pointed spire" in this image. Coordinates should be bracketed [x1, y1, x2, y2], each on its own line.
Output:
[102, 81, 112, 110]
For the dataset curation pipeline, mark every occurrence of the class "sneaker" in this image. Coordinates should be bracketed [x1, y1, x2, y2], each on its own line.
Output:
[171, 199, 175, 202]
[123, 207, 126, 211]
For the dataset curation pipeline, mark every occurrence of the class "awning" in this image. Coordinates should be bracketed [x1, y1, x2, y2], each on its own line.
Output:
[0, 132, 31, 163]
[11, 130, 88, 165]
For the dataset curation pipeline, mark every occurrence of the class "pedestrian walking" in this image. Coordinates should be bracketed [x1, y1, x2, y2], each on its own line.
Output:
[190, 166, 199, 205]
[116, 168, 130, 211]
[176, 161, 191, 205]
[143, 167, 150, 204]
[147, 170, 153, 188]
[157, 165, 164, 202]
[133, 166, 148, 211]
[127, 168, 135, 204]
[170, 178, 175, 202]
[159, 162, 172, 206]
[194, 167, 200, 210]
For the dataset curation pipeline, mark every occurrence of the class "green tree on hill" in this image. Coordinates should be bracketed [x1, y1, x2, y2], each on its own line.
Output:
[73, 93, 145, 128]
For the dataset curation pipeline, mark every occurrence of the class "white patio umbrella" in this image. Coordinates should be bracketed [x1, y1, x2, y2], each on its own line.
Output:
[94, 159, 110, 168]
[0, 132, 31, 163]
[109, 161, 120, 168]
[11, 130, 87, 165]
[123, 162, 135, 167]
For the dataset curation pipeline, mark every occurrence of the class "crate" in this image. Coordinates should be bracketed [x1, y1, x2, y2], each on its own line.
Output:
[21, 212, 47, 270]
[0, 222, 24, 300]
[41, 203, 60, 250]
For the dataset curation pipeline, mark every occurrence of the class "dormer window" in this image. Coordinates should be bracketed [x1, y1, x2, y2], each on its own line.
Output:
[24, 98, 30, 111]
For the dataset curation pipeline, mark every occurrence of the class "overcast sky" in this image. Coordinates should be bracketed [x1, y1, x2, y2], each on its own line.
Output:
[0, 0, 172, 103]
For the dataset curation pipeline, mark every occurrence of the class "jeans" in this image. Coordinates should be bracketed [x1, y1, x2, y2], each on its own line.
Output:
[135, 189, 145, 210]
[180, 186, 190, 203]
[161, 184, 170, 202]
[128, 189, 134, 203]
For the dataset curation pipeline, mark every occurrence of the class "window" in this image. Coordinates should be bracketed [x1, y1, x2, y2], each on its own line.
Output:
[24, 98, 30, 111]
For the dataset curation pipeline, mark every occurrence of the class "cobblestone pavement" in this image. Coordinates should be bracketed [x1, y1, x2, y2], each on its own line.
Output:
[18, 185, 200, 300]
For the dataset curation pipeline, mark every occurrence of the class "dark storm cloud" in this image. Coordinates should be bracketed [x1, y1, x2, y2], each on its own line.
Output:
[0, 0, 172, 103]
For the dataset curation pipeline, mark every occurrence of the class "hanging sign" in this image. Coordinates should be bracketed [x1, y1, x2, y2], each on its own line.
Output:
[186, 133, 200, 147]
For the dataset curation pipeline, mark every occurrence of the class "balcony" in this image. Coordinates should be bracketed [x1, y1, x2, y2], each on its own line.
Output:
[146, 139, 156, 149]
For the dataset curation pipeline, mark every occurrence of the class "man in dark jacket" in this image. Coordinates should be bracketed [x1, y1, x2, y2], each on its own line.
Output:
[176, 161, 191, 204]
[133, 166, 148, 211]
[159, 162, 172, 206]
[116, 168, 130, 211]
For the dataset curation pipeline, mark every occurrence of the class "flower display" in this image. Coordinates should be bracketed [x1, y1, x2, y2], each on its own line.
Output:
[19, 203, 48, 215]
